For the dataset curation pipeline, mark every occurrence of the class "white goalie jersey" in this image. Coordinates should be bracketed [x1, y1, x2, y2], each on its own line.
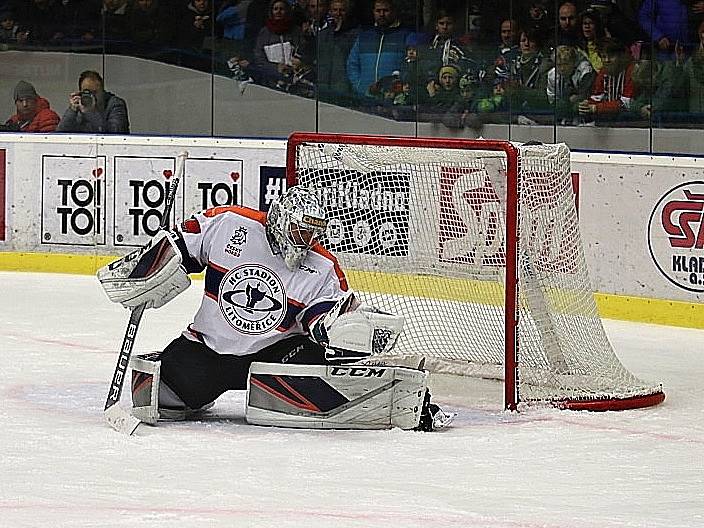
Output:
[176, 206, 350, 356]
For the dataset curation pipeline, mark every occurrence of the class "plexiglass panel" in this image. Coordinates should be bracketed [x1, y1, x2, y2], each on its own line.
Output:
[1, 0, 704, 154]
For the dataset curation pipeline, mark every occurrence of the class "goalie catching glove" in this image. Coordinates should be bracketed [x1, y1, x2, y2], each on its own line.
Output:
[97, 230, 190, 309]
[310, 291, 404, 362]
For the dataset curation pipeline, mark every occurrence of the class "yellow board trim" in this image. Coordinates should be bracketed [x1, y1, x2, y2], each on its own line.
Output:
[0, 252, 115, 275]
[1, 251, 702, 329]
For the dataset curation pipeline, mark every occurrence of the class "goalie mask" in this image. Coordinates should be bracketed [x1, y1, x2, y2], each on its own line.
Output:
[267, 186, 327, 271]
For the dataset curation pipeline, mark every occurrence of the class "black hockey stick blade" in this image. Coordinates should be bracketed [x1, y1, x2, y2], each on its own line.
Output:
[103, 151, 188, 434]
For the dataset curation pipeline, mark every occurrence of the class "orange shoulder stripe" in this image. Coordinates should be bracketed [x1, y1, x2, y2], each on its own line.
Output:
[311, 244, 349, 291]
[203, 205, 267, 226]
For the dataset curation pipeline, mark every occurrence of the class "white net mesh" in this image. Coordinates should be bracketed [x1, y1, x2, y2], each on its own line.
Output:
[292, 137, 662, 408]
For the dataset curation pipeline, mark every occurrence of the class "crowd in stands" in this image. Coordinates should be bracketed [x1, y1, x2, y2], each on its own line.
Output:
[3, 0, 704, 131]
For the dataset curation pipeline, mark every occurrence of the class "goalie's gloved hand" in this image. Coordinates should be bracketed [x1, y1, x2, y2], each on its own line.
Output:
[97, 230, 191, 309]
[311, 292, 404, 359]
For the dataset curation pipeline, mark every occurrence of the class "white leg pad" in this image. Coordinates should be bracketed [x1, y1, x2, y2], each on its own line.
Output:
[130, 353, 214, 423]
[130, 353, 163, 424]
[246, 362, 428, 430]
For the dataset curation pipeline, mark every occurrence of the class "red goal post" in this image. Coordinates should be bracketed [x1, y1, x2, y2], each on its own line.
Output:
[286, 132, 665, 411]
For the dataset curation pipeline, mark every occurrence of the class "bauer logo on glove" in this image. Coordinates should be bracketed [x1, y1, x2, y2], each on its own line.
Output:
[97, 230, 191, 309]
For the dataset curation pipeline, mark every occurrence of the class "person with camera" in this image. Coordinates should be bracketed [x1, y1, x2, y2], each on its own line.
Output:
[56, 70, 130, 134]
[2, 80, 59, 133]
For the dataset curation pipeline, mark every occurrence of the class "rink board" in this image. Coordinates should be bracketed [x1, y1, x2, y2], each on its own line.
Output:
[0, 135, 702, 327]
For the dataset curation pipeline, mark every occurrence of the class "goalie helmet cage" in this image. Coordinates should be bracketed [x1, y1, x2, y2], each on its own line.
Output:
[286, 132, 665, 411]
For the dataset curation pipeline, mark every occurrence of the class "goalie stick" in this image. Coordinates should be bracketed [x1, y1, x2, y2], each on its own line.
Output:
[103, 151, 188, 435]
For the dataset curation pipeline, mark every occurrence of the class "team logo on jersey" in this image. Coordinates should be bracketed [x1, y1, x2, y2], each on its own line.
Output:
[225, 226, 248, 257]
[219, 264, 287, 334]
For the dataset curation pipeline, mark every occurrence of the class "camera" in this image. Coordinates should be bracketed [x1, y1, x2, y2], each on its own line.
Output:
[79, 89, 95, 107]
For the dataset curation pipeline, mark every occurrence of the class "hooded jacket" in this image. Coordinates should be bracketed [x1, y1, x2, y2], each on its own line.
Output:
[346, 22, 412, 97]
[5, 96, 60, 132]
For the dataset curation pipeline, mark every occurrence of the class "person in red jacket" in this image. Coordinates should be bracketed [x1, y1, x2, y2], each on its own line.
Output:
[578, 38, 636, 123]
[3, 80, 60, 132]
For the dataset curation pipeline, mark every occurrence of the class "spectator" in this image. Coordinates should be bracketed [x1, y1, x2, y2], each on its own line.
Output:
[17, 0, 65, 45]
[102, 0, 131, 49]
[2, 80, 59, 132]
[547, 45, 596, 124]
[56, 70, 130, 134]
[365, 69, 403, 106]
[422, 64, 463, 127]
[316, 0, 358, 102]
[685, 18, 704, 116]
[253, 0, 303, 87]
[128, 0, 165, 52]
[392, 75, 414, 106]
[578, 37, 636, 122]
[398, 35, 419, 81]
[638, 0, 689, 60]
[302, 0, 330, 37]
[418, 10, 473, 79]
[557, 1, 580, 47]
[299, 0, 329, 60]
[578, 8, 607, 71]
[243, 0, 270, 50]
[0, 8, 20, 44]
[216, 0, 250, 58]
[476, 77, 508, 114]
[588, 0, 646, 46]
[60, 0, 100, 44]
[276, 47, 316, 98]
[497, 17, 519, 57]
[178, 0, 213, 51]
[507, 28, 553, 116]
[690, 0, 704, 38]
[457, 70, 485, 129]
[346, 0, 412, 98]
[521, 1, 553, 35]
[490, 18, 519, 88]
[630, 44, 688, 121]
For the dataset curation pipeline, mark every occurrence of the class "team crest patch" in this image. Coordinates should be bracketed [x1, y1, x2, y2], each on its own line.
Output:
[225, 226, 247, 257]
[219, 264, 287, 334]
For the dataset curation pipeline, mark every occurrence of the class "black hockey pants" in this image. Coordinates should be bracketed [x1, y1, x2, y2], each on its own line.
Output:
[159, 335, 327, 409]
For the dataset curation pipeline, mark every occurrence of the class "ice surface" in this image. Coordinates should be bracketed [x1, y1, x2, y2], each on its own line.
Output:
[1, 271, 703, 528]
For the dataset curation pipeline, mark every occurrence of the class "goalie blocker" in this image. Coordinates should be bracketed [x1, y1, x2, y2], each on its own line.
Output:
[246, 362, 454, 431]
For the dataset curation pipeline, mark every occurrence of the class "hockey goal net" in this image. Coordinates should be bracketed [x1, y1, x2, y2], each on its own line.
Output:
[286, 133, 665, 411]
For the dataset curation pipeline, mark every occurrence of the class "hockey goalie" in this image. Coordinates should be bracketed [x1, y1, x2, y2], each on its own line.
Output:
[97, 186, 454, 431]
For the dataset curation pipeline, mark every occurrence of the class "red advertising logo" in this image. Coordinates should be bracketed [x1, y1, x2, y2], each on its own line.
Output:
[438, 167, 580, 271]
[438, 166, 504, 265]
[648, 181, 704, 292]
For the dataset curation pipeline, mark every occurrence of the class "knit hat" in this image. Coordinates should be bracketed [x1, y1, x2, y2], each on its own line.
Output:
[438, 65, 459, 79]
[13, 80, 38, 101]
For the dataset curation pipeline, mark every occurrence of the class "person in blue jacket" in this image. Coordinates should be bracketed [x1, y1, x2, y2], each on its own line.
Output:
[637, 0, 689, 61]
[346, 0, 412, 98]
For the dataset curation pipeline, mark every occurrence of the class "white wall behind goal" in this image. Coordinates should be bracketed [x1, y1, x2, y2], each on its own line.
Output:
[0, 135, 702, 309]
